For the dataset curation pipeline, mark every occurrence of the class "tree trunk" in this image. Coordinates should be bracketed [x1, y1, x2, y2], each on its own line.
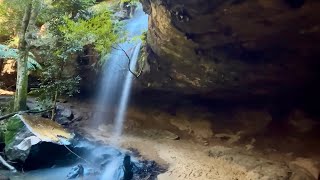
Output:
[14, 51, 29, 111]
[51, 89, 58, 121]
[14, 0, 39, 111]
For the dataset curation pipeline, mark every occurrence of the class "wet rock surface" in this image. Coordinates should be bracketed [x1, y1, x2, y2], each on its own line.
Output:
[116, 2, 138, 20]
[2, 134, 165, 180]
[66, 164, 84, 179]
[55, 105, 74, 125]
[5, 127, 35, 162]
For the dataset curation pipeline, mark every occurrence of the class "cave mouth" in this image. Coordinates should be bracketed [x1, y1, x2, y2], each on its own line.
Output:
[1, 0, 320, 179]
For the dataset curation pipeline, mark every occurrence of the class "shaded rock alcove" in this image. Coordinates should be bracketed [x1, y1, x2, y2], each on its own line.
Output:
[138, 0, 320, 101]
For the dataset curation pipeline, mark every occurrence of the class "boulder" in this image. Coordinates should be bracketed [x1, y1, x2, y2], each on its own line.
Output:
[5, 115, 74, 162]
[5, 127, 36, 162]
[56, 117, 71, 126]
[67, 164, 84, 179]
[57, 105, 74, 120]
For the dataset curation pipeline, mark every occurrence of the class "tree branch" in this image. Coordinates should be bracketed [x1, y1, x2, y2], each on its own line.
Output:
[111, 44, 143, 78]
[0, 108, 54, 121]
[0, 155, 16, 172]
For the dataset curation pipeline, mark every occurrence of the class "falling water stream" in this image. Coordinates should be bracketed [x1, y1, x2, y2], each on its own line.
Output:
[94, 4, 148, 179]
[93, 4, 147, 137]
[111, 42, 142, 143]
[1, 4, 151, 180]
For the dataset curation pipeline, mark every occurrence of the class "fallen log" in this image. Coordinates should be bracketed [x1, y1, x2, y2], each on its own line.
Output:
[0, 108, 53, 121]
[0, 155, 16, 172]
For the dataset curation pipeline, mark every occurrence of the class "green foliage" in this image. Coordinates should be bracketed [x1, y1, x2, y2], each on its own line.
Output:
[58, 11, 120, 55]
[0, 97, 14, 115]
[1, 0, 123, 107]
[6, 36, 20, 48]
[0, 44, 42, 70]
[121, 0, 139, 6]
[52, 0, 95, 16]
[4, 116, 24, 145]
[38, 0, 95, 23]
[31, 0, 121, 105]
[0, 0, 29, 36]
[90, 1, 116, 13]
[141, 31, 147, 43]
[32, 73, 81, 108]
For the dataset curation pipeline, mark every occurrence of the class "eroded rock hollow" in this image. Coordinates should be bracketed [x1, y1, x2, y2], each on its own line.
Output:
[139, 0, 320, 100]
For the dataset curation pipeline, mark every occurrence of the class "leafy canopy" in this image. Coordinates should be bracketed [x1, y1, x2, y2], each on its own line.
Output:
[30, 0, 122, 106]
[0, 0, 29, 36]
[58, 10, 119, 55]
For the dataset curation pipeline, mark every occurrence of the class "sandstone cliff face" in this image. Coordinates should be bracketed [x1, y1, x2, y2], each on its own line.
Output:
[139, 0, 320, 99]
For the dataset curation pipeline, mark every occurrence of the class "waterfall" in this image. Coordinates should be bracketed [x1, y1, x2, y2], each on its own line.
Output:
[93, 4, 147, 133]
[111, 42, 142, 143]
[92, 4, 148, 180]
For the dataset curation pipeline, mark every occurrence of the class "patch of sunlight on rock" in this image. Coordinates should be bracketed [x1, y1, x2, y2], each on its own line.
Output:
[17, 114, 74, 145]
[1, 60, 16, 75]
[0, 89, 14, 95]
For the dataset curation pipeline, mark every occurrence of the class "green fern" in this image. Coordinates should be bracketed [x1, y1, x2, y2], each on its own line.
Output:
[0, 44, 42, 70]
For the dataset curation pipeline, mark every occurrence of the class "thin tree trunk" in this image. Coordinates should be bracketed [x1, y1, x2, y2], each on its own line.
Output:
[14, 1, 33, 111]
[51, 89, 58, 121]
[14, 51, 29, 111]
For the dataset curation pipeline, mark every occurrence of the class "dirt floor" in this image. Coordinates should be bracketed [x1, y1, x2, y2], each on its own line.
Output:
[63, 99, 320, 180]
[1, 95, 319, 180]
[80, 125, 319, 180]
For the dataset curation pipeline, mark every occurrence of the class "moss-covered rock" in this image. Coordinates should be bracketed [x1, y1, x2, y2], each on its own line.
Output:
[4, 116, 24, 146]
[4, 114, 75, 162]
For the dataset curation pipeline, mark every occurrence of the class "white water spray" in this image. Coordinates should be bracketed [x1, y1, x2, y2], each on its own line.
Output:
[111, 42, 142, 143]
[93, 4, 148, 180]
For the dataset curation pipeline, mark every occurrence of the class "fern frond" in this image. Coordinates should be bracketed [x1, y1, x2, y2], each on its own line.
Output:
[0, 44, 42, 70]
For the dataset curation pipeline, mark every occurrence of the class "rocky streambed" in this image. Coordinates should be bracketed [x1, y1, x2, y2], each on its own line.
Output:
[0, 111, 165, 180]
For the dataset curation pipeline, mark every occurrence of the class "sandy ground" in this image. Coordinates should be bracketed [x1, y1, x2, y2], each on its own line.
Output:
[80, 126, 318, 180]
[82, 128, 247, 180]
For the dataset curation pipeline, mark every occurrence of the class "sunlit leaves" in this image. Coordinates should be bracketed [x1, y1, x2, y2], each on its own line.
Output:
[0, 0, 29, 36]
[58, 11, 119, 56]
